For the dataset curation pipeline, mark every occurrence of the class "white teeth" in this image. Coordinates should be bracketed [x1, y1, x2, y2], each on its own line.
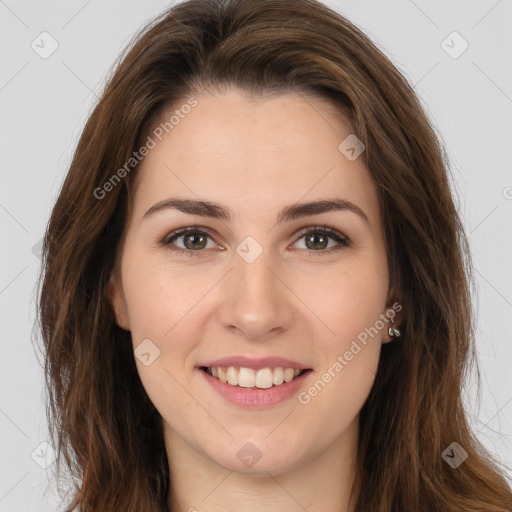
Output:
[283, 368, 295, 382]
[239, 367, 256, 388]
[255, 368, 273, 389]
[272, 367, 284, 385]
[226, 366, 238, 386]
[206, 366, 306, 389]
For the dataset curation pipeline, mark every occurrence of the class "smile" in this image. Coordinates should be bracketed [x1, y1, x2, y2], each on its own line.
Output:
[198, 365, 314, 408]
[201, 366, 309, 389]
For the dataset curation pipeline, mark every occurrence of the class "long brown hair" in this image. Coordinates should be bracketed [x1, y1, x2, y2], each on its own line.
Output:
[36, 0, 512, 510]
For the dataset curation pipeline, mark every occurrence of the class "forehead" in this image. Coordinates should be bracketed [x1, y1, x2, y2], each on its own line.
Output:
[130, 89, 379, 225]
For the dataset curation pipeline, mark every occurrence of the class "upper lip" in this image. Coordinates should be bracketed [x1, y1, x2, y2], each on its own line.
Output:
[198, 356, 311, 370]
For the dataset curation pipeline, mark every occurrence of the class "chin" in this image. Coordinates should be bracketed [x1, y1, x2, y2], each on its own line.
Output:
[202, 435, 304, 475]
[212, 451, 301, 476]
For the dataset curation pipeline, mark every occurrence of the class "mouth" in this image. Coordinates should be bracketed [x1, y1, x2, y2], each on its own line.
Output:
[199, 366, 313, 389]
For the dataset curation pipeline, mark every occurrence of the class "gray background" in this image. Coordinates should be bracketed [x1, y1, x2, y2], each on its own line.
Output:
[1, 0, 511, 510]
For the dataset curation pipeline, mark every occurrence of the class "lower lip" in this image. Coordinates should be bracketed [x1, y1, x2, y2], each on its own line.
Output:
[197, 368, 313, 408]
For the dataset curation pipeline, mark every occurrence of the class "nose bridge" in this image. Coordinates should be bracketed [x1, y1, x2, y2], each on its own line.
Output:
[218, 239, 291, 339]
[235, 246, 277, 299]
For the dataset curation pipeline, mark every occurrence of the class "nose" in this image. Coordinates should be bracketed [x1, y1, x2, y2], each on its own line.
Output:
[216, 248, 294, 341]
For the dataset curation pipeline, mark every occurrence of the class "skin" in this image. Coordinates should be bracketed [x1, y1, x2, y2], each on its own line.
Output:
[108, 87, 403, 512]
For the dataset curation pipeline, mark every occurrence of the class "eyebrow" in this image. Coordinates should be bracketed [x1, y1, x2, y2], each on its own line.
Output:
[143, 197, 371, 229]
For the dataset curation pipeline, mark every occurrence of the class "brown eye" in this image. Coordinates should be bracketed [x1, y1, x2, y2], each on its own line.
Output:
[293, 226, 350, 254]
[161, 224, 349, 258]
[181, 232, 208, 250]
[304, 232, 330, 250]
[161, 226, 218, 257]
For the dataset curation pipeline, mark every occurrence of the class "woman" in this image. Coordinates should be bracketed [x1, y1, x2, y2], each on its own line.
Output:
[37, 0, 512, 510]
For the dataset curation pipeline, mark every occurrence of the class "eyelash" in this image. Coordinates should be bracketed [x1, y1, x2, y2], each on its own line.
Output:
[160, 224, 350, 258]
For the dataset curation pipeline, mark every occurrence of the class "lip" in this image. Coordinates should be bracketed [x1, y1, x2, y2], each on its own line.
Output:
[197, 355, 311, 370]
[198, 367, 313, 408]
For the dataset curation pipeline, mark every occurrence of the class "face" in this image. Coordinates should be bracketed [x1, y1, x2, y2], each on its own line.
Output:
[109, 88, 400, 475]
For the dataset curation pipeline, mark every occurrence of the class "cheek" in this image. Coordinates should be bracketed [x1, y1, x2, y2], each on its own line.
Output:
[296, 256, 388, 347]
[121, 253, 202, 340]
[121, 256, 203, 417]
[294, 257, 386, 411]
[297, 279, 384, 442]
[298, 354, 377, 451]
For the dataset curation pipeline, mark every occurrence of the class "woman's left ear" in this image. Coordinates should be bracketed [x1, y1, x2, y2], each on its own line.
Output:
[106, 273, 131, 330]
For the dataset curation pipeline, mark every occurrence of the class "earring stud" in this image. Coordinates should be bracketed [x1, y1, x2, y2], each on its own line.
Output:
[388, 316, 401, 338]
